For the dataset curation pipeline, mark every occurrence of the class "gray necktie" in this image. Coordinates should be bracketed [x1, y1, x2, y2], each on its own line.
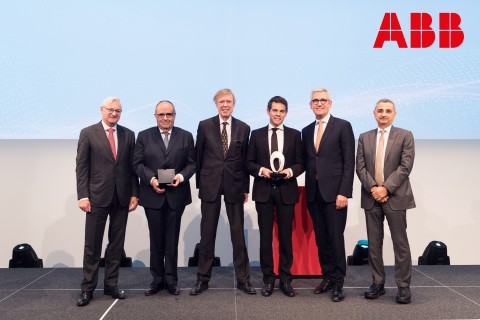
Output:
[163, 132, 169, 148]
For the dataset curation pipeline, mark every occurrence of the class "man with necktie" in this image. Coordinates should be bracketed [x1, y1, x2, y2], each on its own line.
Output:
[246, 96, 304, 297]
[301, 88, 355, 302]
[356, 98, 415, 304]
[76, 97, 139, 306]
[133, 100, 196, 296]
[190, 88, 255, 295]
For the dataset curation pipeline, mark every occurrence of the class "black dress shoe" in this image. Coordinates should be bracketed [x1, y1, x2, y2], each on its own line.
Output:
[104, 287, 126, 299]
[331, 285, 345, 302]
[237, 282, 256, 295]
[396, 287, 411, 304]
[145, 284, 164, 296]
[365, 283, 385, 299]
[167, 284, 181, 295]
[280, 281, 296, 297]
[190, 281, 208, 295]
[261, 283, 274, 297]
[314, 279, 333, 294]
[77, 291, 93, 307]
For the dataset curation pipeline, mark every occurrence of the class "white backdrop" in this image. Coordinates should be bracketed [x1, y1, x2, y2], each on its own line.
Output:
[1, 139, 479, 268]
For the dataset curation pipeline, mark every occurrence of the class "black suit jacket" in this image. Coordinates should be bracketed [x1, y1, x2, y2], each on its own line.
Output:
[133, 126, 196, 210]
[302, 116, 355, 203]
[76, 122, 138, 207]
[195, 116, 250, 203]
[246, 125, 304, 204]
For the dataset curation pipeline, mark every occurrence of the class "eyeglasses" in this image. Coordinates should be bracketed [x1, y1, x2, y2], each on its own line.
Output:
[155, 113, 175, 118]
[102, 107, 122, 114]
[310, 99, 331, 106]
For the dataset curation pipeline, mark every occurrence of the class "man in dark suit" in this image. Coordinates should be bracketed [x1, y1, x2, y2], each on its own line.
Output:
[302, 88, 355, 302]
[76, 97, 139, 306]
[246, 96, 304, 297]
[133, 100, 196, 296]
[190, 88, 255, 295]
[356, 98, 415, 304]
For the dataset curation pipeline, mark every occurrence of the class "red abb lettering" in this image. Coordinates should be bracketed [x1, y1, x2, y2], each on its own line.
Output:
[373, 13, 408, 48]
[439, 13, 464, 48]
[374, 12, 464, 48]
[411, 13, 435, 48]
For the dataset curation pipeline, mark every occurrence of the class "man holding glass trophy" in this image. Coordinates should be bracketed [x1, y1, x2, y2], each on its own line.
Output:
[246, 96, 304, 297]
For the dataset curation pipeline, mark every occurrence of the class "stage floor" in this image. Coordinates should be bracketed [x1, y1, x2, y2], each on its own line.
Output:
[1, 265, 480, 320]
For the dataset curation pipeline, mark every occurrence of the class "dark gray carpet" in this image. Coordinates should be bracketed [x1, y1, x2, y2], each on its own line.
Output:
[1, 266, 479, 320]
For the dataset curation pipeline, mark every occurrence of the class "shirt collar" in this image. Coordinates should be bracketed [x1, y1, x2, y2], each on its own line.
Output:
[219, 115, 232, 125]
[159, 127, 173, 134]
[317, 113, 331, 125]
[268, 123, 284, 131]
[101, 121, 117, 131]
[377, 125, 392, 134]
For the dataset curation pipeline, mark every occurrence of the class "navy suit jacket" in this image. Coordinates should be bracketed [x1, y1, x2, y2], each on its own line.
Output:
[195, 116, 250, 203]
[302, 116, 355, 203]
[76, 122, 139, 207]
[246, 125, 304, 204]
[133, 126, 196, 210]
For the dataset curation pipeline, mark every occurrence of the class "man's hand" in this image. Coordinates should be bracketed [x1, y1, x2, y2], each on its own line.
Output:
[168, 174, 182, 187]
[261, 168, 273, 179]
[243, 193, 249, 204]
[371, 186, 389, 203]
[79, 199, 91, 213]
[336, 195, 348, 210]
[129, 197, 138, 212]
[152, 178, 165, 194]
[279, 169, 292, 179]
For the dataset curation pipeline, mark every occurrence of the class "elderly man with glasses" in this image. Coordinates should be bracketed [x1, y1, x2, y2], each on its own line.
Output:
[301, 88, 355, 302]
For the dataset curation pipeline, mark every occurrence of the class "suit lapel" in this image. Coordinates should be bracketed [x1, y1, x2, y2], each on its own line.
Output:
[116, 125, 125, 162]
[94, 122, 115, 162]
[368, 129, 377, 170]
[282, 125, 294, 153]
[211, 116, 225, 156]
[260, 126, 270, 159]
[385, 126, 398, 160]
[227, 117, 240, 157]
[166, 127, 178, 156]
[318, 116, 335, 153]
[305, 121, 316, 155]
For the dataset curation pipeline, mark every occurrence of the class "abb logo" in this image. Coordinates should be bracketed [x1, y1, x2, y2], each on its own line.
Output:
[374, 13, 464, 48]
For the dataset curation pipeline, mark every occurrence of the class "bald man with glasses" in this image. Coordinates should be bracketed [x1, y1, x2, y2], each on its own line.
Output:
[133, 100, 196, 296]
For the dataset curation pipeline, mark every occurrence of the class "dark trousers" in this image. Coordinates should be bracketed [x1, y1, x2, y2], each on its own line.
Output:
[365, 202, 412, 287]
[307, 187, 347, 287]
[145, 202, 185, 287]
[197, 196, 250, 284]
[256, 186, 294, 285]
[81, 194, 128, 292]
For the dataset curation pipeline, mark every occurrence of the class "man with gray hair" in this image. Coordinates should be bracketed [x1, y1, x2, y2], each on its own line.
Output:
[356, 98, 415, 304]
[76, 97, 139, 306]
[302, 88, 355, 302]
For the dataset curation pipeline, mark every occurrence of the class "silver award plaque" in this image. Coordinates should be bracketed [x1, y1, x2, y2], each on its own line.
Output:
[157, 169, 176, 184]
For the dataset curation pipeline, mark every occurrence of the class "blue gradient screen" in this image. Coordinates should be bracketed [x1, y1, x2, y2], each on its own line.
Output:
[1, 1, 479, 139]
